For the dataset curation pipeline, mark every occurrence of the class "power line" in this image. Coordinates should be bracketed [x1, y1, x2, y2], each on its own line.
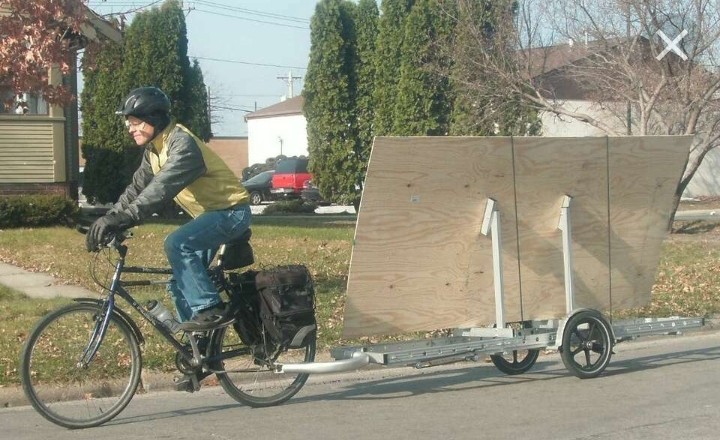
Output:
[225, 94, 283, 98]
[212, 104, 256, 113]
[192, 8, 308, 30]
[192, 0, 310, 24]
[87, 1, 154, 5]
[190, 55, 306, 70]
[87, 0, 164, 17]
[88, 1, 311, 29]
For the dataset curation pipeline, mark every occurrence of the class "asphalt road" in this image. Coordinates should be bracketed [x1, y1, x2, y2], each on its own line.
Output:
[2, 328, 719, 440]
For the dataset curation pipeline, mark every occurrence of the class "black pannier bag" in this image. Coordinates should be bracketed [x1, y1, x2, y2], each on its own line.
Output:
[254, 265, 316, 349]
[226, 270, 263, 346]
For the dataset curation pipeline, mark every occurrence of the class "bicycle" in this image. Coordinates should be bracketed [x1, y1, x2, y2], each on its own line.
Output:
[20, 228, 316, 429]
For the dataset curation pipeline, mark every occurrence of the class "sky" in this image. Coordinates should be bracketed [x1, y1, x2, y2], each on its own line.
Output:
[84, 0, 319, 137]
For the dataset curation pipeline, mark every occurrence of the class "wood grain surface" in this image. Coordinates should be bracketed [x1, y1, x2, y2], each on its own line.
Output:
[607, 136, 692, 310]
[343, 136, 692, 338]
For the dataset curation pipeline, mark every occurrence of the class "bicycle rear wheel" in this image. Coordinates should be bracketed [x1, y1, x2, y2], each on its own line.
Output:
[211, 326, 315, 407]
[20, 303, 142, 429]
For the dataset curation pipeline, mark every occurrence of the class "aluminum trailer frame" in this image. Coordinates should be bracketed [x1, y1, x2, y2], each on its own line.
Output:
[276, 197, 705, 377]
[277, 315, 704, 375]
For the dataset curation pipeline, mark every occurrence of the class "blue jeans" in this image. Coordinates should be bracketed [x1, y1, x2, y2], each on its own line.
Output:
[164, 204, 251, 321]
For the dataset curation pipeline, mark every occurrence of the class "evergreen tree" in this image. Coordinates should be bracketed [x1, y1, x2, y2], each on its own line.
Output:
[82, 0, 211, 204]
[185, 59, 212, 141]
[120, 11, 152, 88]
[372, 0, 414, 136]
[353, 0, 379, 197]
[80, 41, 130, 204]
[158, 0, 193, 125]
[303, 0, 359, 205]
[392, 0, 454, 136]
[121, 0, 191, 123]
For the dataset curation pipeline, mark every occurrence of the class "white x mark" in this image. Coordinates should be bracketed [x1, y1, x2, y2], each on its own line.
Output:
[656, 29, 688, 61]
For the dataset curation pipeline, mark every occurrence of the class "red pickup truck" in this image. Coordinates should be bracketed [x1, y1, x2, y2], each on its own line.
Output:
[271, 157, 312, 199]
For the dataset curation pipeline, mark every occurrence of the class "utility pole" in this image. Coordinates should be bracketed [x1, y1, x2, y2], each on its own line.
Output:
[206, 86, 212, 123]
[277, 70, 302, 98]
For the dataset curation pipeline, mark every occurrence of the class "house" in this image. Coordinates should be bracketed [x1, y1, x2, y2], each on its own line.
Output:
[244, 96, 307, 166]
[0, 6, 121, 199]
[525, 39, 634, 137]
[527, 38, 719, 198]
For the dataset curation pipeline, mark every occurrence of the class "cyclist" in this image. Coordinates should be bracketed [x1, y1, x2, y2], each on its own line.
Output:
[86, 86, 251, 331]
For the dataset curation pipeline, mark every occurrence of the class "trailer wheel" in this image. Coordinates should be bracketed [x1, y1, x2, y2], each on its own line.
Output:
[560, 311, 613, 379]
[490, 349, 540, 375]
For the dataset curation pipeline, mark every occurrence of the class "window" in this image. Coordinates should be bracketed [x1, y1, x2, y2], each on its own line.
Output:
[0, 86, 13, 113]
[275, 157, 309, 173]
[0, 88, 49, 115]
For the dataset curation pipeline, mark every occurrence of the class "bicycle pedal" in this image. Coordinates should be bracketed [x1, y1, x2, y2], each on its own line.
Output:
[173, 374, 201, 393]
[174, 379, 193, 392]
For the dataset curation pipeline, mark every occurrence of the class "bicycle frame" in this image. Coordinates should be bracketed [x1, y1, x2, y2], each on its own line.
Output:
[22, 229, 317, 429]
[81, 240, 242, 371]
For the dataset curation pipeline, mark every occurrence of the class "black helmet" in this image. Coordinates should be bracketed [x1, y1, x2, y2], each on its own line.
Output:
[116, 87, 170, 118]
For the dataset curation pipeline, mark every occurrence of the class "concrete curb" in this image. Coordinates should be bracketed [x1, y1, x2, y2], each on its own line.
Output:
[4, 326, 719, 409]
[674, 209, 720, 222]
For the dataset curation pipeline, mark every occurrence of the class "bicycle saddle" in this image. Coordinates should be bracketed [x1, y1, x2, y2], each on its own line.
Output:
[218, 228, 254, 270]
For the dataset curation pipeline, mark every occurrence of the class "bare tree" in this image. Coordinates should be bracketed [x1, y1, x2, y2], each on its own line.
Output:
[451, 0, 720, 220]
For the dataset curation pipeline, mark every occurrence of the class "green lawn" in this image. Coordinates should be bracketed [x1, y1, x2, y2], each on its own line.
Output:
[0, 216, 354, 386]
[0, 216, 718, 387]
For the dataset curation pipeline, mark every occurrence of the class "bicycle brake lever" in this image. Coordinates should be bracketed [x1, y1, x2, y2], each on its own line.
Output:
[105, 230, 134, 249]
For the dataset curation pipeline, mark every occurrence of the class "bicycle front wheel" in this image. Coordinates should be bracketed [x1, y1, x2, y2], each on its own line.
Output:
[20, 303, 142, 429]
[211, 326, 315, 407]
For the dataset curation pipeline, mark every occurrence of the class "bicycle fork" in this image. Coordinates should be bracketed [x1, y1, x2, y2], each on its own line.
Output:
[77, 256, 125, 369]
[77, 296, 115, 368]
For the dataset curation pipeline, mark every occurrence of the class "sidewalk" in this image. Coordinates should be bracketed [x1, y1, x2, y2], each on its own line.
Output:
[0, 261, 96, 298]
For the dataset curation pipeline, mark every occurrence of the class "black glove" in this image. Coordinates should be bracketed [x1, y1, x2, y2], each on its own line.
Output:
[86, 212, 135, 252]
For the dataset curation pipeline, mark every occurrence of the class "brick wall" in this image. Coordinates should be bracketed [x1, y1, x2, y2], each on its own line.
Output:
[0, 182, 71, 197]
[206, 137, 249, 178]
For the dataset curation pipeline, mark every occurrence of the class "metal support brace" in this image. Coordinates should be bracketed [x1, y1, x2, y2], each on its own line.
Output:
[558, 195, 575, 314]
[481, 198, 505, 328]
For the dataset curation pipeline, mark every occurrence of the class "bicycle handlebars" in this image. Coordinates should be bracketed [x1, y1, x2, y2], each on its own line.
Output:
[76, 225, 133, 250]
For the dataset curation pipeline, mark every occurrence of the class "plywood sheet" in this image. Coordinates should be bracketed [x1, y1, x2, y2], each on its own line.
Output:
[512, 137, 611, 318]
[607, 136, 692, 310]
[343, 136, 691, 338]
[343, 137, 520, 338]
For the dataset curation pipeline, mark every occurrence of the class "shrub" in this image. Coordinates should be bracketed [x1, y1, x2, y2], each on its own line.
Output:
[262, 199, 317, 215]
[0, 195, 79, 228]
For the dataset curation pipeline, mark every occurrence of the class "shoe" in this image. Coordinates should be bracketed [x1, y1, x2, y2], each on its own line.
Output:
[178, 303, 234, 331]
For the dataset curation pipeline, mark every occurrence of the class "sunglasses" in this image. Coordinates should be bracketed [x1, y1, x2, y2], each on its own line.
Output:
[124, 120, 146, 130]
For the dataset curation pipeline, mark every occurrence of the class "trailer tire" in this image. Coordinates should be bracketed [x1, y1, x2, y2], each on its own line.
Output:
[560, 310, 613, 379]
[490, 349, 540, 375]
